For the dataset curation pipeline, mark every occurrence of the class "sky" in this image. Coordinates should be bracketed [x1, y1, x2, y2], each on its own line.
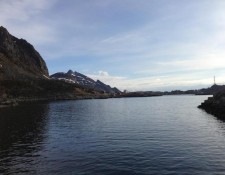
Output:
[1, 0, 225, 91]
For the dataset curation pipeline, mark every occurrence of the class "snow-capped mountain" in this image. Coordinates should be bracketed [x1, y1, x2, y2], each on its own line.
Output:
[50, 70, 121, 94]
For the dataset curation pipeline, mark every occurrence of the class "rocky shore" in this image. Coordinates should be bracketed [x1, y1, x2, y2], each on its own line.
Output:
[0, 99, 18, 108]
[198, 91, 225, 119]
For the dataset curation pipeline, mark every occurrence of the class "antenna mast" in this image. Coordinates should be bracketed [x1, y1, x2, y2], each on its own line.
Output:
[214, 76, 216, 85]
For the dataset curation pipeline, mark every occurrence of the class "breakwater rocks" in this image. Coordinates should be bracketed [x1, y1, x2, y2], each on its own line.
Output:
[198, 91, 225, 118]
[0, 99, 18, 108]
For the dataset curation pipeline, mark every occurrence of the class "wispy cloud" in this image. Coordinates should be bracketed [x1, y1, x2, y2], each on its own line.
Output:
[0, 0, 58, 49]
[88, 69, 224, 92]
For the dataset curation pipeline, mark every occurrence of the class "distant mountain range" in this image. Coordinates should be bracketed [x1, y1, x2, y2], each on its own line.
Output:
[51, 70, 121, 94]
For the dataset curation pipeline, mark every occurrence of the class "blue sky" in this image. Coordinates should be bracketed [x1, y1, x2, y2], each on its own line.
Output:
[1, 0, 225, 91]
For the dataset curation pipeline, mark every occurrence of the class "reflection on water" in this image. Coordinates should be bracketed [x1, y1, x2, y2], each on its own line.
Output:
[0, 103, 49, 174]
[1, 96, 225, 174]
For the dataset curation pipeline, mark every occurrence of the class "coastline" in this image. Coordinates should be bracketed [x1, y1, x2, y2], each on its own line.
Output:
[0, 93, 164, 108]
[0, 95, 111, 108]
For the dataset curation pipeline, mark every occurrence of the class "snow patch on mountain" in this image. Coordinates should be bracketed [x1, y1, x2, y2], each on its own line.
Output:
[50, 70, 121, 94]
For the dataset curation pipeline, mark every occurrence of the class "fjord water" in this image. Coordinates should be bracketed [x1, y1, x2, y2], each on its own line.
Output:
[1, 96, 225, 174]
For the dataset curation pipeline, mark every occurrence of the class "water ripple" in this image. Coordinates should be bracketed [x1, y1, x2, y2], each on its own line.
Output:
[1, 96, 225, 174]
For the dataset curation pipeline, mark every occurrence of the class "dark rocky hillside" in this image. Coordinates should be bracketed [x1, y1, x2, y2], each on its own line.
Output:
[0, 26, 48, 80]
[51, 70, 121, 94]
[0, 79, 109, 104]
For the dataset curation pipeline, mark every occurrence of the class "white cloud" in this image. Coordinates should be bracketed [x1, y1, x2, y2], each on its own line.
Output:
[88, 71, 126, 88]
[88, 69, 225, 92]
[0, 0, 54, 22]
[97, 71, 109, 76]
[0, 0, 57, 49]
[134, 54, 225, 76]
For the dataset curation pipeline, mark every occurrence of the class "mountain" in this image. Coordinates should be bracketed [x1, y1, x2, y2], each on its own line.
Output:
[0, 27, 113, 105]
[51, 70, 121, 94]
[0, 26, 48, 80]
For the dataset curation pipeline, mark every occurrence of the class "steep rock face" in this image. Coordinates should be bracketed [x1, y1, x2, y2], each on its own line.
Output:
[0, 26, 49, 79]
[51, 70, 121, 94]
[95, 80, 115, 93]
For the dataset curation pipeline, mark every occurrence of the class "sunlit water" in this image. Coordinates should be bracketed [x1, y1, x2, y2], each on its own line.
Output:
[1, 95, 225, 174]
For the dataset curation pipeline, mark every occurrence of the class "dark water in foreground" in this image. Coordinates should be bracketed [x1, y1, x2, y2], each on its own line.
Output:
[1, 95, 225, 174]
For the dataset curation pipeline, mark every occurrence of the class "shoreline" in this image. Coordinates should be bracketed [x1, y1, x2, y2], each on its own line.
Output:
[0, 95, 109, 108]
[1, 94, 208, 108]
[0, 94, 164, 108]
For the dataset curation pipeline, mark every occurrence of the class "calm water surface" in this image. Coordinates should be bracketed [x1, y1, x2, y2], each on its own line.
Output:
[1, 95, 225, 174]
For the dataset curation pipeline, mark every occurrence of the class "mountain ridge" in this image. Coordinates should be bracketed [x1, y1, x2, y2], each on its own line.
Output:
[51, 70, 121, 94]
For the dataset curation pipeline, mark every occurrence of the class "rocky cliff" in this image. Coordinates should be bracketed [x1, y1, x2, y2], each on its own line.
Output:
[0, 26, 49, 80]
